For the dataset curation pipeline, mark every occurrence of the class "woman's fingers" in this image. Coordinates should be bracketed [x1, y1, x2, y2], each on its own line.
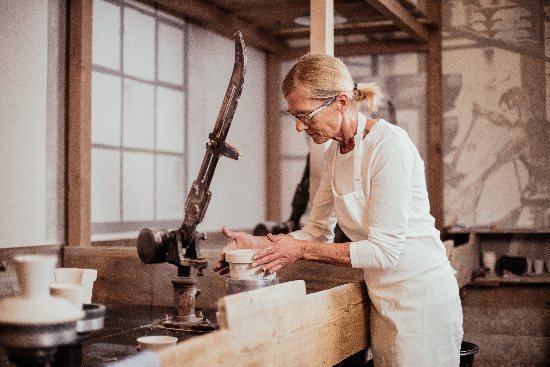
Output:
[267, 233, 284, 243]
[222, 226, 236, 239]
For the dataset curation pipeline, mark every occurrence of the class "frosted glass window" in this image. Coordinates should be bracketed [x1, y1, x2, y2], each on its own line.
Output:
[123, 8, 155, 81]
[156, 155, 184, 220]
[122, 151, 154, 221]
[92, 72, 121, 146]
[92, 148, 121, 222]
[158, 22, 184, 85]
[157, 86, 184, 153]
[123, 79, 155, 149]
[92, 0, 188, 236]
[92, 0, 121, 70]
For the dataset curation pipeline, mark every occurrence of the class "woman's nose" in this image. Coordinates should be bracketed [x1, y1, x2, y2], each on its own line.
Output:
[295, 119, 308, 132]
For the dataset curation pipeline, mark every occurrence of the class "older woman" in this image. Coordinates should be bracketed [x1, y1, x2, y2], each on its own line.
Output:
[214, 53, 463, 366]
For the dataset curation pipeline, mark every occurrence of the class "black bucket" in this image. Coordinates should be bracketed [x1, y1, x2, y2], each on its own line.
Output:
[460, 341, 479, 367]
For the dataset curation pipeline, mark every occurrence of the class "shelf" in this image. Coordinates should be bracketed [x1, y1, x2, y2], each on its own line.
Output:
[447, 227, 550, 234]
[472, 274, 550, 286]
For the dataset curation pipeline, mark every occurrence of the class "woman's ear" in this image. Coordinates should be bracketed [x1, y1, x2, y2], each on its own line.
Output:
[335, 92, 350, 113]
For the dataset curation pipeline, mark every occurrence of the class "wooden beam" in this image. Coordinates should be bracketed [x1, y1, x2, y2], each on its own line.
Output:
[151, 0, 287, 53]
[280, 39, 429, 60]
[425, 0, 443, 234]
[308, 0, 334, 211]
[265, 53, 282, 222]
[67, 0, 93, 247]
[157, 281, 371, 366]
[365, 0, 428, 43]
[310, 0, 334, 55]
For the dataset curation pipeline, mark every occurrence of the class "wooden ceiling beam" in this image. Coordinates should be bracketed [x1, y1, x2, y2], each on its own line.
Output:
[275, 20, 402, 38]
[280, 38, 429, 60]
[151, 0, 287, 53]
[364, 0, 428, 43]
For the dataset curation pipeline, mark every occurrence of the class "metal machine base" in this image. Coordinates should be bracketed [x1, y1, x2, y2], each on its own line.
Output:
[160, 274, 217, 332]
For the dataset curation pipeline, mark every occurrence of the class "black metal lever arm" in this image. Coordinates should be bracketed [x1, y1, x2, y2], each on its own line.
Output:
[137, 30, 247, 267]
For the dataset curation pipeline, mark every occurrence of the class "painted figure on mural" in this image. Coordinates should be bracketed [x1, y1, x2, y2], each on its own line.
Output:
[442, 0, 550, 229]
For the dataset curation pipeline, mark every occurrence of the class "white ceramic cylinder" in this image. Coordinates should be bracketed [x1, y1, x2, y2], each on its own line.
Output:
[50, 283, 87, 308]
[482, 251, 497, 274]
[534, 259, 545, 274]
[54, 268, 97, 304]
[54, 268, 84, 284]
[225, 249, 276, 280]
[137, 336, 177, 352]
[14, 255, 57, 299]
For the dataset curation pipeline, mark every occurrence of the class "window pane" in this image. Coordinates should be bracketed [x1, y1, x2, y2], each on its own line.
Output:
[92, 71, 121, 146]
[92, 148, 121, 222]
[158, 22, 184, 85]
[123, 7, 155, 81]
[156, 155, 184, 220]
[122, 151, 154, 221]
[157, 86, 184, 153]
[123, 79, 155, 149]
[93, 0, 121, 70]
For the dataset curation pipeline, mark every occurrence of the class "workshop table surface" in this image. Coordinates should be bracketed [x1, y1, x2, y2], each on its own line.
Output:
[0, 304, 218, 367]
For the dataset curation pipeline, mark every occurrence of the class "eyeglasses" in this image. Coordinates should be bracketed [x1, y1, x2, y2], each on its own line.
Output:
[287, 95, 337, 125]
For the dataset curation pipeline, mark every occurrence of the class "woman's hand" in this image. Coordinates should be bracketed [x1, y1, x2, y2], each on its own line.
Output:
[213, 226, 260, 275]
[253, 233, 305, 275]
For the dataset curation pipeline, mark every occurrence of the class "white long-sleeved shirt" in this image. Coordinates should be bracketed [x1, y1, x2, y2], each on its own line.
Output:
[291, 119, 441, 270]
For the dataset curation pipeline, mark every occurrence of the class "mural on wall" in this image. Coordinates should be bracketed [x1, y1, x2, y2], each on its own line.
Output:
[442, 0, 550, 231]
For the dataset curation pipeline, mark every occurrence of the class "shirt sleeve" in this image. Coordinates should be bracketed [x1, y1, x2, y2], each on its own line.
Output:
[350, 134, 415, 269]
[290, 143, 338, 243]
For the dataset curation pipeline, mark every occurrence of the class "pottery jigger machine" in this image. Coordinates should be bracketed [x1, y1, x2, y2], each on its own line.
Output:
[137, 30, 246, 333]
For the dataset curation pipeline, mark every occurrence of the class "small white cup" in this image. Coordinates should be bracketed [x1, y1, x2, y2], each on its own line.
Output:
[137, 336, 178, 352]
[50, 283, 87, 308]
[14, 255, 58, 299]
[54, 268, 84, 284]
[54, 268, 97, 304]
[482, 251, 498, 274]
[534, 259, 545, 274]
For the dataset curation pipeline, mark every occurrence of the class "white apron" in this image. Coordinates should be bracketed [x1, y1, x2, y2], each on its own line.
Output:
[331, 114, 463, 366]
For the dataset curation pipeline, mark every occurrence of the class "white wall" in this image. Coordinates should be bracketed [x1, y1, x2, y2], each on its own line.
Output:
[187, 25, 266, 233]
[0, 1, 266, 249]
[0, 0, 66, 249]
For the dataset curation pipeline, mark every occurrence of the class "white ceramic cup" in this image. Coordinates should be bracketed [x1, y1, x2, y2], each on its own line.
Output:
[534, 259, 545, 274]
[50, 283, 87, 308]
[54, 268, 97, 304]
[54, 268, 84, 284]
[225, 249, 276, 280]
[14, 255, 58, 299]
[137, 336, 178, 352]
[482, 251, 498, 274]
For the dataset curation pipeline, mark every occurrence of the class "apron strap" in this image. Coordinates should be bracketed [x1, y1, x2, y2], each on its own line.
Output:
[353, 114, 366, 192]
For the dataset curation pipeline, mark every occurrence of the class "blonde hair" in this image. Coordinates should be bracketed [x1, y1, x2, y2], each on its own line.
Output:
[282, 53, 383, 112]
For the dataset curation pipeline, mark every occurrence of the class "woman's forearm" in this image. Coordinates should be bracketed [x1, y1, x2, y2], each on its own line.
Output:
[301, 241, 352, 267]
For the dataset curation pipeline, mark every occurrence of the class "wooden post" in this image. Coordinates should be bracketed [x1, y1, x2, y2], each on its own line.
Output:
[426, 0, 444, 235]
[265, 53, 282, 222]
[67, 0, 93, 246]
[308, 0, 334, 209]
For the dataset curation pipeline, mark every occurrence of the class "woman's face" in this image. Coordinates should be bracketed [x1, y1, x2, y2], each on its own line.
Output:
[285, 84, 341, 144]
